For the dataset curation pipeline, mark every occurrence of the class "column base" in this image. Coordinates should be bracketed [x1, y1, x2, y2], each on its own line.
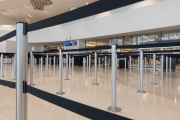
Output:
[56, 92, 65, 95]
[137, 90, 146, 93]
[93, 83, 99, 85]
[107, 106, 121, 112]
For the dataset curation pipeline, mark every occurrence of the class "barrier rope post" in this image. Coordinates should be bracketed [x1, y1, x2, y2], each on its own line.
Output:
[54, 56, 56, 73]
[16, 22, 28, 120]
[65, 53, 69, 80]
[87, 56, 88, 73]
[129, 56, 132, 76]
[68, 55, 71, 74]
[116, 54, 119, 80]
[98, 57, 100, 71]
[72, 56, 74, 71]
[138, 56, 139, 74]
[12, 57, 14, 71]
[166, 56, 168, 77]
[137, 50, 146, 93]
[88, 55, 91, 76]
[12, 53, 16, 80]
[0, 54, 4, 77]
[151, 53, 157, 85]
[125, 57, 126, 72]
[169, 57, 171, 77]
[56, 49, 65, 95]
[107, 44, 121, 112]
[41, 57, 43, 71]
[5, 56, 7, 70]
[46, 54, 49, 77]
[144, 57, 146, 73]
[161, 55, 164, 79]
[93, 52, 99, 85]
[104, 56, 107, 74]
[30, 48, 35, 86]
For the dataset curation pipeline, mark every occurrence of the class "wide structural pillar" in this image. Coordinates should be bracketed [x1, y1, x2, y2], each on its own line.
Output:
[16, 22, 28, 120]
[107, 44, 121, 112]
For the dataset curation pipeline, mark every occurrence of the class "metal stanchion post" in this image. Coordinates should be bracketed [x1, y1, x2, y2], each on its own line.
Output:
[88, 55, 91, 76]
[0, 54, 4, 77]
[5, 56, 7, 70]
[93, 52, 99, 85]
[87, 56, 88, 73]
[138, 57, 140, 74]
[98, 57, 100, 71]
[144, 57, 146, 73]
[69, 55, 71, 74]
[46, 54, 49, 77]
[129, 56, 131, 76]
[161, 55, 164, 79]
[16, 22, 28, 120]
[166, 56, 168, 77]
[125, 57, 126, 72]
[151, 53, 157, 85]
[169, 57, 171, 77]
[72, 56, 74, 71]
[54, 56, 56, 73]
[65, 53, 69, 80]
[116, 54, 118, 80]
[12, 54, 16, 80]
[137, 50, 146, 93]
[41, 57, 43, 71]
[30, 48, 35, 86]
[12, 57, 14, 71]
[107, 44, 121, 112]
[56, 49, 65, 95]
[105, 56, 107, 74]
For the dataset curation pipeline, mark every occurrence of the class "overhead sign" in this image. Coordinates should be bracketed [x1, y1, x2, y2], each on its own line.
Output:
[64, 40, 77, 47]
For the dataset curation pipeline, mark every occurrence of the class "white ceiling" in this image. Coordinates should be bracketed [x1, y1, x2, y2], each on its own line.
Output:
[0, 0, 98, 23]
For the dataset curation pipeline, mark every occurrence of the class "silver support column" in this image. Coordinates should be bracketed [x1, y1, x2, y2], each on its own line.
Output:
[137, 50, 146, 93]
[46, 54, 49, 77]
[166, 56, 168, 77]
[0, 54, 4, 77]
[169, 57, 171, 77]
[151, 53, 157, 85]
[108, 44, 121, 112]
[104, 56, 107, 74]
[65, 53, 69, 80]
[161, 55, 164, 79]
[54, 56, 56, 72]
[68, 55, 71, 74]
[88, 55, 91, 76]
[93, 52, 99, 85]
[16, 22, 28, 120]
[138, 57, 140, 74]
[129, 56, 131, 76]
[30, 49, 34, 85]
[72, 56, 74, 71]
[56, 49, 65, 95]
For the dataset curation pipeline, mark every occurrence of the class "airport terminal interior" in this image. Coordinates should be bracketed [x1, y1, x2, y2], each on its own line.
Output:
[0, 0, 180, 120]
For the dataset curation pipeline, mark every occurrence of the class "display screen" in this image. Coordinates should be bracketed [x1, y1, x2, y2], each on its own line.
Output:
[64, 40, 77, 47]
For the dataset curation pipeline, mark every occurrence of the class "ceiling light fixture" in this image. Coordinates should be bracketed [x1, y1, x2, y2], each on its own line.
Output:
[29, 0, 53, 10]
[27, 14, 32, 17]
[7, 9, 13, 12]
[86, 2, 89, 5]
[44, 11, 48, 14]
[24, 5, 29, 8]
[26, 19, 30, 22]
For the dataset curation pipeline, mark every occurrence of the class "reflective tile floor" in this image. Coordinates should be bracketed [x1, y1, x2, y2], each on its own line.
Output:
[0, 64, 180, 120]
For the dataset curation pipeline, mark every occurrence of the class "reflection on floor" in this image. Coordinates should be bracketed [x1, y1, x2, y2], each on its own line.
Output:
[0, 64, 180, 120]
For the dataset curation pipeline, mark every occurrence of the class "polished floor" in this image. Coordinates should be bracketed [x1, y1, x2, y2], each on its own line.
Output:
[0, 64, 180, 120]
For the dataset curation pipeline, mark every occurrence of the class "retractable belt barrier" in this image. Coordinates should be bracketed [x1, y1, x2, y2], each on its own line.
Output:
[0, 79, 130, 120]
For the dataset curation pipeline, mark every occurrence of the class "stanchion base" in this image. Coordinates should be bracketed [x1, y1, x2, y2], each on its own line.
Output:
[107, 106, 121, 112]
[151, 83, 157, 85]
[56, 92, 65, 95]
[93, 83, 99, 85]
[137, 90, 146, 93]
[64, 79, 70, 80]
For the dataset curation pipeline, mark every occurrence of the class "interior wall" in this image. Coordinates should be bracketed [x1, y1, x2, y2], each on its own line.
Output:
[6, 40, 16, 53]
[0, 41, 6, 52]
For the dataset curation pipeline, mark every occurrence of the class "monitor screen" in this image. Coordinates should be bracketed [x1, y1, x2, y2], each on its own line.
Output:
[64, 40, 77, 47]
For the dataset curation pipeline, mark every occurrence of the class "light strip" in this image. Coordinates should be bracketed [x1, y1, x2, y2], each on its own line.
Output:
[44, 11, 48, 14]
[26, 19, 30, 22]
[7, 9, 13, 12]
[24, 5, 29, 8]
[27, 14, 32, 17]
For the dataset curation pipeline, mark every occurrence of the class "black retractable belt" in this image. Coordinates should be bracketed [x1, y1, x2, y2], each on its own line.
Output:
[0, 79, 16, 88]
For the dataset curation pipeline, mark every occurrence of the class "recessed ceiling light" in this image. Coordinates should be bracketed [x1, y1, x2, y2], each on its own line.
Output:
[24, 5, 29, 8]
[44, 11, 48, 14]
[86, 2, 89, 5]
[7, 9, 13, 12]
[26, 19, 30, 22]
[2, 11, 8, 15]
[27, 14, 32, 17]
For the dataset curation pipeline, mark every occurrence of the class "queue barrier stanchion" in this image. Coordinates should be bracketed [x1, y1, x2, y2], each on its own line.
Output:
[161, 55, 164, 79]
[46, 54, 49, 77]
[30, 48, 35, 86]
[69, 55, 71, 74]
[138, 56, 139, 74]
[137, 50, 146, 93]
[104, 56, 107, 74]
[65, 53, 69, 80]
[88, 55, 91, 76]
[98, 57, 100, 71]
[93, 52, 99, 85]
[87, 56, 88, 73]
[151, 53, 157, 85]
[0, 54, 4, 77]
[166, 56, 168, 77]
[107, 44, 121, 112]
[169, 57, 171, 77]
[54, 56, 56, 73]
[129, 56, 132, 76]
[72, 56, 74, 71]
[56, 49, 65, 95]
